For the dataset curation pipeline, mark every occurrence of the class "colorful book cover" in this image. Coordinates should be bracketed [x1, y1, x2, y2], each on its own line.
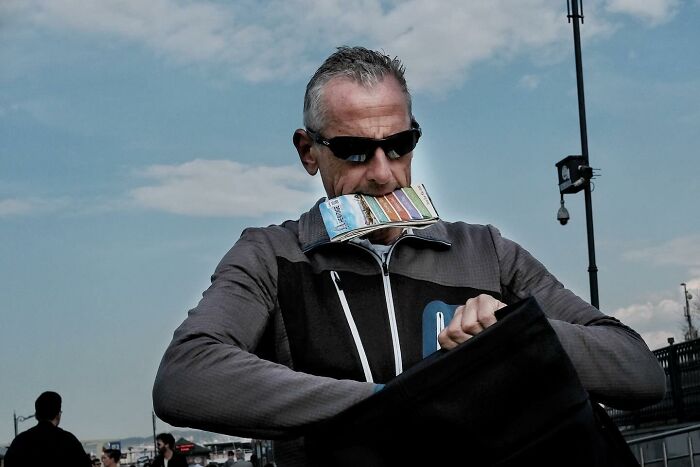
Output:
[319, 184, 440, 242]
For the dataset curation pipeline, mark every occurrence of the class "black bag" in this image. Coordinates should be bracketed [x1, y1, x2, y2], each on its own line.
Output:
[304, 297, 639, 466]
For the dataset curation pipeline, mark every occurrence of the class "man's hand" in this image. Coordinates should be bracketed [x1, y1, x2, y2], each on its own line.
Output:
[438, 294, 506, 350]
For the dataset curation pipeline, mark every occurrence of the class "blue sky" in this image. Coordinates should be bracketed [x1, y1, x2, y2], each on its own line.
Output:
[2, 0, 699, 444]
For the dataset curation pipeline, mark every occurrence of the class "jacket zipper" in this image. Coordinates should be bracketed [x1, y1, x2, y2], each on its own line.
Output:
[348, 238, 408, 377]
[332, 233, 448, 378]
[330, 270, 374, 382]
[379, 247, 403, 376]
[307, 231, 451, 379]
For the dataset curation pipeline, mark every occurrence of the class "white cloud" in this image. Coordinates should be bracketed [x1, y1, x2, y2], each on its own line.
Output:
[613, 275, 700, 350]
[612, 298, 683, 350]
[623, 235, 700, 268]
[605, 0, 679, 25]
[28, 0, 233, 63]
[6, 0, 641, 92]
[130, 159, 324, 217]
[0, 197, 67, 216]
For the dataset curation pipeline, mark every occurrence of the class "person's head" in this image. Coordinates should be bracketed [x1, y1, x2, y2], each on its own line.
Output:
[155, 433, 175, 455]
[35, 391, 62, 424]
[101, 448, 121, 466]
[293, 46, 419, 209]
[227, 450, 235, 458]
[235, 449, 245, 460]
[302, 46, 411, 135]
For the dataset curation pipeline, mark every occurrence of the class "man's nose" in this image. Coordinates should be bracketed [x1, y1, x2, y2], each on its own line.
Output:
[366, 147, 393, 185]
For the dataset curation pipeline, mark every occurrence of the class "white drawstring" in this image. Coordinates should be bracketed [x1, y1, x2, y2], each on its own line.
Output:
[330, 271, 374, 383]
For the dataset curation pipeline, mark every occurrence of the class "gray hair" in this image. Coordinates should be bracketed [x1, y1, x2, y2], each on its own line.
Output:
[303, 46, 412, 132]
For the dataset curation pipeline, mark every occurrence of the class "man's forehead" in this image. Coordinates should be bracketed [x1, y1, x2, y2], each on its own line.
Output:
[321, 76, 410, 135]
[323, 76, 404, 106]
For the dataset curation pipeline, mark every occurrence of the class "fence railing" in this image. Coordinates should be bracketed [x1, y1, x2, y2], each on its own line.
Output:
[626, 422, 700, 466]
[609, 337, 700, 429]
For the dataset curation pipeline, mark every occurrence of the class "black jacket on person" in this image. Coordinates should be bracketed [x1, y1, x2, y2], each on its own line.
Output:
[150, 452, 188, 467]
[4, 420, 91, 467]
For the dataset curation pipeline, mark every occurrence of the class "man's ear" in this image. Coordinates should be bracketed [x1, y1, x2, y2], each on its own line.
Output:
[293, 129, 318, 176]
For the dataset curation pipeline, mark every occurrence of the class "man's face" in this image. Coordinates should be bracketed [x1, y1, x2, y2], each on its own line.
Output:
[101, 453, 115, 467]
[157, 440, 167, 455]
[296, 76, 413, 199]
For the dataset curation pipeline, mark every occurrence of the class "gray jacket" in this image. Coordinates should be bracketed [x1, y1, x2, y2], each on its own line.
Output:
[153, 201, 665, 460]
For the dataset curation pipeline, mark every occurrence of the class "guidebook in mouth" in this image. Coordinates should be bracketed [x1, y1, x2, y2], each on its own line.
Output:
[319, 183, 440, 242]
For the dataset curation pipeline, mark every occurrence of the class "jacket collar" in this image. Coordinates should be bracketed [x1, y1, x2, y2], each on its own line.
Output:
[299, 198, 452, 252]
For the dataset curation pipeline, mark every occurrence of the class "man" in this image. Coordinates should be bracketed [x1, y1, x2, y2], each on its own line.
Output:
[101, 448, 121, 467]
[223, 450, 236, 467]
[150, 433, 187, 467]
[4, 391, 91, 467]
[234, 449, 253, 467]
[153, 46, 665, 466]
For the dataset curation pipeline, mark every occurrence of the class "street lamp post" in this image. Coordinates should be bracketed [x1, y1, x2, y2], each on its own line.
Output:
[152, 410, 157, 459]
[13, 411, 35, 437]
[681, 282, 697, 341]
[556, 0, 600, 309]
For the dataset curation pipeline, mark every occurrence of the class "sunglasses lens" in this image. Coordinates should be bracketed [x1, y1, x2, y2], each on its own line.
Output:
[324, 127, 421, 162]
[385, 130, 419, 158]
[329, 137, 374, 162]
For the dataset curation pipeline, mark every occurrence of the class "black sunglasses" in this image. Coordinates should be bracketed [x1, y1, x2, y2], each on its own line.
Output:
[306, 120, 422, 163]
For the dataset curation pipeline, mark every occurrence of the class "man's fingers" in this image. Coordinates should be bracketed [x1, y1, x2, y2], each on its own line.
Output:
[438, 306, 469, 349]
[438, 294, 507, 350]
[437, 330, 458, 350]
[462, 298, 487, 334]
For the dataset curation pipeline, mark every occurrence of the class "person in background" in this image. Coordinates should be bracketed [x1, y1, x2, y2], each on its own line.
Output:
[101, 448, 121, 467]
[234, 449, 253, 467]
[4, 391, 91, 467]
[223, 450, 236, 467]
[150, 433, 187, 467]
[153, 46, 666, 466]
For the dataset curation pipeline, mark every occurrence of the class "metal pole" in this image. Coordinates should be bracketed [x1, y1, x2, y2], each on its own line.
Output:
[682, 283, 696, 340]
[13, 412, 35, 437]
[152, 411, 157, 458]
[568, 0, 599, 309]
[689, 435, 695, 467]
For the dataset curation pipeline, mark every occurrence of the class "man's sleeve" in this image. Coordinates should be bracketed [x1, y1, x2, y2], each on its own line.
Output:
[488, 224, 666, 409]
[152, 228, 375, 439]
